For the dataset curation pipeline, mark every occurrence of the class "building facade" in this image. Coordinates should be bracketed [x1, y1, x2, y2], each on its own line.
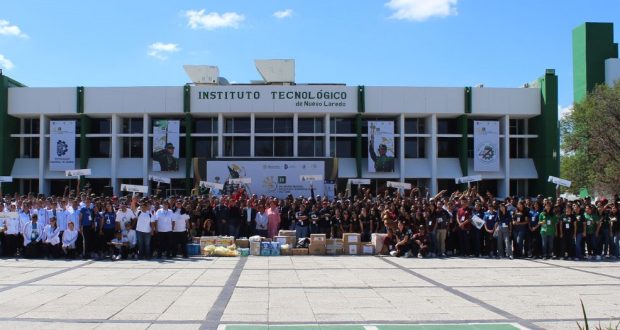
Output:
[0, 70, 560, 198]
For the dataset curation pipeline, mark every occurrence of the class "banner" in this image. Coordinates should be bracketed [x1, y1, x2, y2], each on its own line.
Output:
[149, 175, 171, 184]
[455, 175, 482, 184]
[121, 184, 148, 193]
[387, 181, 412, 190]
[65, 169, 92, 177]
[473, 121, 500, 172]
[206, 161, 325, 198]
[50, 121, 75, 171]
[368, 121, 395, 173]
[152, 120, 180, 172]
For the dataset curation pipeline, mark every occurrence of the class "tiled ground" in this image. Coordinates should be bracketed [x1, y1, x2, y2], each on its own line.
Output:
[0, 256, 618, 329]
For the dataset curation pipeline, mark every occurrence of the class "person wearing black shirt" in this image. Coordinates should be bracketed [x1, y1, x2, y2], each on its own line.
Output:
[511, 201, 529, 259]
[573, 204, 586, 260]
[213, 198, 230, 236]
[559, 206, 575, 260]
[295, 203, 309, 240]
[411, 225, 430, 258]
[392, 221, 413, 257]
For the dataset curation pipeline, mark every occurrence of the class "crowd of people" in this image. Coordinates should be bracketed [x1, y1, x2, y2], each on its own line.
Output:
[0, 185, 619, 261]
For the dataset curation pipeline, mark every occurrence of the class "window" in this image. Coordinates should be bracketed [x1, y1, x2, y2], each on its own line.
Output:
[404, 137, 425, 158]
[90, 119, 111, 134]
[298, 118, 324, 133]
[437, 119, 458, 134]
[298, 137, 324, 157]
[90, 138, 110, 157]
[24, 118, 40, 134]
[122, 118, 143, 134]
[122, 137, 143, 158]
[194, 118, 218, 134]
[509, 119, 526, 135]
[22, 137, 39, 158]
[438, 137, 459, 158]
[510, 138, 526, 158]
[362, 118, 398, 134]
[405, 118, 425, 134]
[330, 137, 355, 158]
[225, 118, 250, 134]
[194, 137, 218, 158]
[330, 117, 355, 134]
[254, 117, 293, 133]
[255, 137, 293, 157]
[224, 137, 250, 156]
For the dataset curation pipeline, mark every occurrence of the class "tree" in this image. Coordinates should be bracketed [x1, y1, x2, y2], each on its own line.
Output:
[560, 82, 620, 194]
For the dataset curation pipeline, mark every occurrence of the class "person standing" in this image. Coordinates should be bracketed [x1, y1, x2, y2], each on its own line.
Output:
[213, 197, 230, 236]
[456, 197, 472, 257]
[497, 203, 513, 259]
[483, 204, 498, 258]
[539, 203, 558, 260]
[23, 214, 43, 258]
[255, 204, 268, 237]
[241, 201, 257, 238]
[511, 201, 529, 259]
[584, 204, 599, 260]
[3, 204, 20, 257]
[559, 206, 575, 260]
[172, 201, 190, 258]
[135, 202, 155, 260]
[100, 203, 117, 258]
[295, 203, 309, 240]
[155, 201, 174, 259]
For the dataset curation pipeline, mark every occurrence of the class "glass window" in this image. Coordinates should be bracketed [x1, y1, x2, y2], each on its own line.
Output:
[194, 118, 217, 134]
[330, 118, 355, 134]
[438, 119, 458, 134]
[22, 137, 39, 158]
[298, 137, 324, 157]
[225, 118, 250, 134]
[404, 137, 425, 158]
[274, 137, 293, 156]
[509, 119, 525, 135]
[24, 119, 40, 134]
[255, 137, 293, 157]
[405, 118, 425, 134]
[510, 138, 526, 158]
[91, 119, 111, 134]
[274, 118, 293, 133]
[122, 137, 143, 158]
[224, 137, 250, 156]
[330, 137, 355, 158]
[255, 137, 272, 156]
[90, 138, 110, 157]
[255, 118, 272, 134]
[298, 118, 324, 133]
[194, 137, 217, 158]
[122, 118, 143, 134]
[438, 137, 459, 158]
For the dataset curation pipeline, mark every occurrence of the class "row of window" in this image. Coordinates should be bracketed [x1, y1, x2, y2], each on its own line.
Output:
[21, 118, 530, 135]
[20, 135, 528, 159]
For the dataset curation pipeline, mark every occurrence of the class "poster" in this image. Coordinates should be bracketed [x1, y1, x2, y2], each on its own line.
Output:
[49, 121, 76, 171]
[206, 161, 325, 198]
[368, 121, 395, 172]
[152, 120, 180, 172]
[473, 121, 500, 172]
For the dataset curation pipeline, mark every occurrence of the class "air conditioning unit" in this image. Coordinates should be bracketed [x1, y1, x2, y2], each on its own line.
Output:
[183, 65, 220, 84]
[255, 59, 295, 84]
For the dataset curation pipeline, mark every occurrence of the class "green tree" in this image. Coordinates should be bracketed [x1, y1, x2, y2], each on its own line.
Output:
[560, 82, 620, 194]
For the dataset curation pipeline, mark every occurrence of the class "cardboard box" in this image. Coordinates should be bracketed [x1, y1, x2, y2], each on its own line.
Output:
[362, 244, 375, 255]
[250, 241, 261, 256]
[326, 238, 343, 255]
[274, 236, 296, 246]
[309, 243, 326, 255]
[216, 236, 235, 247]
[280, 244, 291, 255]
[278, 230, 297, 237]
[310, 234, 326, 243]
[342, 233, 361, 244]
[343, 243, 362, 255]
[371, 233, 388, 255]
[236, 238, 249, 249]
[292, 248, 309, 255]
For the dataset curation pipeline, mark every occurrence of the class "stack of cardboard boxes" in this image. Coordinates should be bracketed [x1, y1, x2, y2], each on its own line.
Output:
[326, 238, 343, 255]
[343, 233, 362, 255]
[308, 234, 326, 255]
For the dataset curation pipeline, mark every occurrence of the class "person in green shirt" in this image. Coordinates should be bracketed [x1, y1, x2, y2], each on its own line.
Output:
[583, 204, 599, 259]
[538, 202, 557, 260]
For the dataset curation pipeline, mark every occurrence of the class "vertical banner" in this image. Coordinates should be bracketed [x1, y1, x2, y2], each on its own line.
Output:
[152, 120, 180, 172]
[49, 121, 76, 171]
[474, 121, 500, 172]
[368, 121, 395, 172]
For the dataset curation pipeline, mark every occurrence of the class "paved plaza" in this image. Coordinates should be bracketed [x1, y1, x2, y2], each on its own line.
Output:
[0, 256, 618, 330]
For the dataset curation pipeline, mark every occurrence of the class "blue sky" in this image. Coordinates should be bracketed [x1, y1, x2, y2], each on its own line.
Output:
[1, 0, 619, 112]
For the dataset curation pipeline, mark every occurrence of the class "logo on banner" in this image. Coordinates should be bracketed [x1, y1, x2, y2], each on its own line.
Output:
[56, 140, 69, 156]
[476, 143, 496, 163]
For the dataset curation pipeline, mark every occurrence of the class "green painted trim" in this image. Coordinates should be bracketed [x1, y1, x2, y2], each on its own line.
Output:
[529, 70, 559, 197]
[464, 87, 472, 114]
[184, 113, 193, 194]
[77, 86, 84, 114]
[357, 86, 365, 113]
[79, 114, 91, 190]
[184, 84, 191, 114]
[0, 76, 21, 193]
[457, 114, 468, 177]
[355, 113, 362, 178]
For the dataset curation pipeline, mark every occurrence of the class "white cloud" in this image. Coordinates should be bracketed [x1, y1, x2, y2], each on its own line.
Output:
[147, 42, 180, 60]
[0, 54, 14, 70]
[273, 9, 293, 19]
[386, 0, 458, 21]
[0, 19, 28, 38]
[186, 9, 245, 30]
[559, 104, 573, 120]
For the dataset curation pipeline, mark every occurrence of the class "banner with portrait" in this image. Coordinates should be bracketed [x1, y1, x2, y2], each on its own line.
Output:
[152, 120, 180, 172]
[473, 121, 500, 172]
[367, 121, 395, 173]
[49, 121, 76, 171]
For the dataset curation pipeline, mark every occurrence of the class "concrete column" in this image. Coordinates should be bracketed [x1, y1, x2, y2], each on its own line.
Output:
[429, 114, 438, 195]
[111, 114, 120, 195]
[293, 113, 298, 157]
[399, 114, 405, 183]
[38, 114, 48, 195]
[501, 115, 510, 198]
[250, 113, 255, 157]
[217, 113, 223, 157]
[142, 113, 149, 188]
[324, 114, 330, 157]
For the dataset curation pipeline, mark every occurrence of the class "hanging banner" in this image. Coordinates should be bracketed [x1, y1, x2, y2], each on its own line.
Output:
[387, 181, 412, 190]
[121, 184, 149, 193]
[152, 120, 180, 172]
[368, 121, 395, 173]
[149, 175, 171, 184]
[65, 169, 92, 177]
[473, 121, 500, 172]
[50, 121, 76, 171]
[206, 161, 325, 198]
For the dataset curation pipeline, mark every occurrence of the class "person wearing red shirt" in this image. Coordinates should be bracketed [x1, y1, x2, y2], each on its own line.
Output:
[457, 196, 473, 256]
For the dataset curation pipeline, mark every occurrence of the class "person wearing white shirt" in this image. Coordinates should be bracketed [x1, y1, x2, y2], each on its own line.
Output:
[3, 204, 20, 257]
[255, 204, 269, 237]
[155, 201, 174, 259]
[135, 202, 155, 260]
[62, 222, 78, 258]
[116, 203, 135, 233]
[18, 203, 33, 255]
[23, 213, 43, 258]
[56, 201, 70, 233]
[172, 201, 190, 258]
[42, 217, 61, 258]
[123, 222, 137, 258]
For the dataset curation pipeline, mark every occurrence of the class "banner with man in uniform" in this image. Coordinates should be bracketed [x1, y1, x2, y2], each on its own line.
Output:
[368, 121, 395, 173]
[152, 120, 180, 172]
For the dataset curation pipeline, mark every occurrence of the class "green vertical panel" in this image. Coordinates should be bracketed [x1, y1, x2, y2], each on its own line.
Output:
[457, 114, 468, 177]
[573, 22, 618, 103]
[530, 70, 559, 197]
[355, 86, 364, 178]
[464, 87, 472, 114]
[0, 76, 22, 193]
[184, 113, 192, 195]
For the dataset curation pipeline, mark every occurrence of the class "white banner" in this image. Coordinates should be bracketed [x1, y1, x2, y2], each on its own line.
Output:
[65, 169, 92, 177]
[229, 177, 252, 184]
[0, 176, 13, 183]
[200, 181, 224, 190]
[206, 161, 325, 198]
[348, 178, 371, 185]
[152, 120, 180, 172]
[471, 215, 485, 230]
[387, 181, 412, 190]
[473, 121, 500, 172]
[50, 121, 75, 171]
[121, 184, 148, 193]
[149, 175, 171, 184]
[455, 175, 482, 184]
[0, 212, 19, 219]
[548, 176, 571, 188]
[368, 121, 395, 173]
[300, 175, 323, 182]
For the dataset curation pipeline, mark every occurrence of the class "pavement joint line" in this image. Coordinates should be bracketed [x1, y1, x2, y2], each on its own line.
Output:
[376, 257, 543, 330]
[201, 257, 247, 330]
[526, 259, 620, 280]
[0, 260, 95, 294]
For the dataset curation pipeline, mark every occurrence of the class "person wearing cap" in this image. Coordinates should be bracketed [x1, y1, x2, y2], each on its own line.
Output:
[152, 142, 179, 171]
[369, 132, 395, 172]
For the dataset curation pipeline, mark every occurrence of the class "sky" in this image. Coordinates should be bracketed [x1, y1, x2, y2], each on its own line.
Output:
[1, 0, 619, 114]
